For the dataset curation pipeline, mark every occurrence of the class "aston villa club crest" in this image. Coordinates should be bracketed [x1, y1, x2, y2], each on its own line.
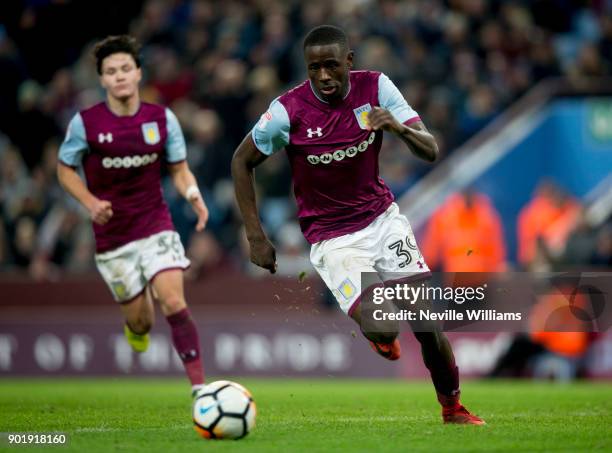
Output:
[353, 103, 372, 130]
[337, 278, 357, 300]
[142, 121, 160, 145]
[111, 280, 127, 299]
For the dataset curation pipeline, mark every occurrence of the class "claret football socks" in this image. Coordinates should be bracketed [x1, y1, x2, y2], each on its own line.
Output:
[166, 308, 205, 387]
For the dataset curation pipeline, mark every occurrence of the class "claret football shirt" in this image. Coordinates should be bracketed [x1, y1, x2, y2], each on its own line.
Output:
[59, 102, 186, 253]
[251, 71, 420, 244]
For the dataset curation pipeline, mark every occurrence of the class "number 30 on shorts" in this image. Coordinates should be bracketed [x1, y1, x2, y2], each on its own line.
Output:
[387, 235, 418, 268]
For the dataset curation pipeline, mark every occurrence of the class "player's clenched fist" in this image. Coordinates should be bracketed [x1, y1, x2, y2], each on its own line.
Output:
[249, 237, 277, 274]
[88, 198, 113, 225]
[367, 107, 402, 134]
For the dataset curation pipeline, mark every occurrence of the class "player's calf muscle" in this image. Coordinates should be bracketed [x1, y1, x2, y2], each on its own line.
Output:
[126, 317, 152, 335]
[131, 308, 154, 334]
[121, 295, 154, 334]
[352, 304, 399, 343]
[361, 329, 398, 344]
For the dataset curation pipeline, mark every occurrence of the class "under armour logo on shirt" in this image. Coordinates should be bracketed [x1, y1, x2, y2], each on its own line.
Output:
[307, 127, 322, 138]
[98, 132, 113, 143]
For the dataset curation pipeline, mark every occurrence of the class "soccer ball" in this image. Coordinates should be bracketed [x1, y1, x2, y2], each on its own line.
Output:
[193, 380, 256, 439]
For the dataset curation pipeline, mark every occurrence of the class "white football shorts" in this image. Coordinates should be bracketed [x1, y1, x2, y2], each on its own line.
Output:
[310, 203, 431, 315]
[95, 230, 190, 303]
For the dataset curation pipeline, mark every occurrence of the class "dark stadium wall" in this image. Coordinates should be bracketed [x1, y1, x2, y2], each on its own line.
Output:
[1, 276, 611, 378]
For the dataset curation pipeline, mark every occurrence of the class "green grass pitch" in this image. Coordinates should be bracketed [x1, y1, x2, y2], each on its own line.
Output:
[1, 378, 610, 452]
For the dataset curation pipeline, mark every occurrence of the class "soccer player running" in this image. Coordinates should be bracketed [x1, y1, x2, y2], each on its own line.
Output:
[232, 25, 484, 425]
[57, 36, 207, 395]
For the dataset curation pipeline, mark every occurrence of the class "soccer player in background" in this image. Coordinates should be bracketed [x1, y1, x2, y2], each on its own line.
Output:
[57, 36, 208, 395]
[232, 25, 485, 425]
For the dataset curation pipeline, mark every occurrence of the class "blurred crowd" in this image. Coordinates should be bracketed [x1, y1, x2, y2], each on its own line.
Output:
[423, 182, 612, 274]
[1, 0, 611, 279]
[421, 182, 611, 381]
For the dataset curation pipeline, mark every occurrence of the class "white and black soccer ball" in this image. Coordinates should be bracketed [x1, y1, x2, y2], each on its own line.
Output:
[193, 380, 256, 440]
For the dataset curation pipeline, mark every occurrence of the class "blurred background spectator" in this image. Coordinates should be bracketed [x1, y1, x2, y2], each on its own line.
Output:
[517, 180, 582, 271]
[422, 188, 507, 273]
[0, 0, 611, 279]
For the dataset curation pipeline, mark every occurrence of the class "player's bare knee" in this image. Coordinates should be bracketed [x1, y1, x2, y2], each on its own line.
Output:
[159, 296, 186, 315]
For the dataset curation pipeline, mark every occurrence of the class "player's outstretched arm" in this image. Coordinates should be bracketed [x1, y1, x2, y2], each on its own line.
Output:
[231, 134, 277, 274]
[367, 107, 439, 162]
[167, 161, 209, 232]
[57, 164, 113, 225]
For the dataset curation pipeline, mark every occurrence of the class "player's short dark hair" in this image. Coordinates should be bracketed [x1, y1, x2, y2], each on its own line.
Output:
[94, 35, 141, 75]
[303, 25, 348, 53]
